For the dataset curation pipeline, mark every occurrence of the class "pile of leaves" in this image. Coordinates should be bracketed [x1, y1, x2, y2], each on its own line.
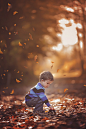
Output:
[0, 95, 86, 129]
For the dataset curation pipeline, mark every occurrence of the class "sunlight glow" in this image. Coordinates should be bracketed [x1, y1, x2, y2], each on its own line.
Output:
[51, 99, 60, 103]
[52, 43, 63, 51]
[76, 23, 82, 29]
[58, 19, 80, 47]
[80, 41, 83, 48]
[65, 6, 74, 12]
[62, 24, 78, 46]
[79, 33, 83, 37]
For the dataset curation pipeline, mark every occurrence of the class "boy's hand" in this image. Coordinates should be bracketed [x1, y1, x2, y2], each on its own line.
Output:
[49, 105, 54, 110]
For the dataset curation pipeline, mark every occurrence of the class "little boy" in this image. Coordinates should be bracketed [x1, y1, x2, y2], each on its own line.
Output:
[25, 71, 54, 114]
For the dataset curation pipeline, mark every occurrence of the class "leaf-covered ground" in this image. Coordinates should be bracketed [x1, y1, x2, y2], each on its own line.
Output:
[0, 93, 86, 129]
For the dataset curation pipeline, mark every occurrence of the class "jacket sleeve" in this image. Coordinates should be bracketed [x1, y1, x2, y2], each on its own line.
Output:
[32, 87, 51, 107]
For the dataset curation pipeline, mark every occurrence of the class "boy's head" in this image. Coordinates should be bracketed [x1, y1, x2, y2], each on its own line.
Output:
[39, 71, 54, 88]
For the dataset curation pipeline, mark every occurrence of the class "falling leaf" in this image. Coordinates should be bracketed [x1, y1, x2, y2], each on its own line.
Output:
[2, 27, 4, 29]
[17, 71, 19, 73]
[5, 26, 8, 30]
[16, 79, 21, 83]
[7, 70, 9, 72]
[2, 91, 5, 93]
[13, 11, 18, 15]
[5, 44, 7, 47]
[34, 55, 38, 61]
[21, 75, 23, 76]
[84, 85, 86, 87]
[36, 45, 39, 47]
[24, 43, 26, 45]
[64, 88, 68, 92]
[57, 69, 59, 72]
[29, 33, 33, 40]
[51, 65, 53, 69]
[14, 24, 16, 26]
[19, 42, 22, 46]
[19, 16, 24, 19]
[14, 31, 18, 35]
[33, 27, 35, 31]
[28, 39, 29, 41]
[10, 89, 14, 94]
[51, 61, 54, 63]
[3, 74, 5, 76]
[0, 49, 3, 54]
[24, 66, 28, 68]
[7, 3, 12, 12]
[9, 32, 11, 35]
[1, 40, 2, 43]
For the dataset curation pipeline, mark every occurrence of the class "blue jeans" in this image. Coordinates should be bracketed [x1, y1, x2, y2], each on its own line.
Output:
[26, 97, 44, 112]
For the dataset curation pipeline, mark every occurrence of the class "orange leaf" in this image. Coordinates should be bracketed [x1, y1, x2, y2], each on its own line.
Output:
[84, 85, 86, 87]
[29, 33, 33, 40]
[13, 11, 18, 15]
[24, 43, 26, 45]
[57, 69, 59, 72]
[16, 79, 21, 83]
[19, 42, 22, 46]
[51, 65, 53, 69]
[36, 45, 39, 47]
[14, 24, 16, 26]
[51, 61, 54, 63]
[0, 49, 3, 54]
[64, 88, 68, 92]
[34, 55, 38, 61]
[43, 117, 49, 121]
[10, 89, 14, 94]
[29, 116, 33, 119]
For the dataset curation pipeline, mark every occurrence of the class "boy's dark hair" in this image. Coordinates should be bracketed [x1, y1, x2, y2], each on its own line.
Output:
[39, 71, 54, 81]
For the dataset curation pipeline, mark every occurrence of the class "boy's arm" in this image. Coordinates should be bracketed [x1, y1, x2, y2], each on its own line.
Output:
[38, 92, 51, 107]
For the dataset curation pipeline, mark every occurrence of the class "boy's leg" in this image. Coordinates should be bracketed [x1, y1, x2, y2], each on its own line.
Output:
[26, 97, 44, 112]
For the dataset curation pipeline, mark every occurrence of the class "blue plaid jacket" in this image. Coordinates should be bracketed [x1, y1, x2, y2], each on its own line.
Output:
[25, 82, 50, 107]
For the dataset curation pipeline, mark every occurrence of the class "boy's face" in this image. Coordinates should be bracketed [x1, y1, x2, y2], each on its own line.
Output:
[40, 80, 53, 88]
